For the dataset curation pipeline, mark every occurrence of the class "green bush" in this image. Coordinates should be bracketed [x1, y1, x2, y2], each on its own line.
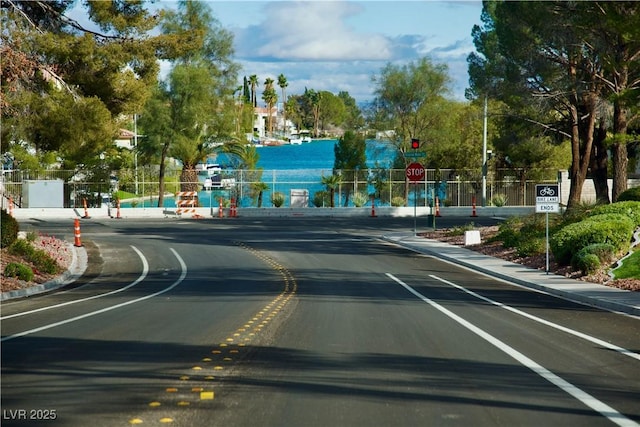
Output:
[574, 253, 601, 275]
[1, 209, 19, 248]
[271, 192, 285, 207]
[351, 192, 368, 207]
[616, 186, 640, 202]
[516, 237, 546, 257]
[4, 262, 34, 282]
[590, 201, 640, 225]
[550, 214, 635, 265]
[571, 243, 617, 270]
[391, 196, 405, 207]
[8, 238, 34, 257]
[313, 190, 331, 207]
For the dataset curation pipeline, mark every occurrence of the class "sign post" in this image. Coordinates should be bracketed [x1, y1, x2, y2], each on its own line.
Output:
[406, 163, 426, 235]
[535, 184, 560, 274]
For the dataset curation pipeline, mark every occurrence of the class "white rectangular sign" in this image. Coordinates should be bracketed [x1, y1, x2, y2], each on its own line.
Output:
[536, 203, 560, 213]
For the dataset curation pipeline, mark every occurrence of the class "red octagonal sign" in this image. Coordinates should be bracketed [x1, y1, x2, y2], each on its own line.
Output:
[406, 162, 425, 182]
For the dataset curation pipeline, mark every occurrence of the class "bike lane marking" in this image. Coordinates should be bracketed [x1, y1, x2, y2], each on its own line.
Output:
[386, 272, 638, 427]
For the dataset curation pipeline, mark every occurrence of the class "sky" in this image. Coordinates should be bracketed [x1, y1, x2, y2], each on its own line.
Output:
[70, 0, 484, 105]
[210, 1, 483, 104]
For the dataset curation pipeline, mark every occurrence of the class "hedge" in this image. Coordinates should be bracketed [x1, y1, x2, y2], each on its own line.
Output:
[590, 201, 640, 225]
[616, 186, 640, 202]
[550, 214, 635, 265]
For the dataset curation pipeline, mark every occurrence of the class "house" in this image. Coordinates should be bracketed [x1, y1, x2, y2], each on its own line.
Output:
[115, 128, 136, 150]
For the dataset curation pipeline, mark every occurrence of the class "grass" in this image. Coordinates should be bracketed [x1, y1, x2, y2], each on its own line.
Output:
[611, 248, 640, 280]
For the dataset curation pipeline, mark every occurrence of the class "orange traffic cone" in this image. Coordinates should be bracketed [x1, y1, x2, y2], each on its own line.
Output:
[435, 197, 441, 217]
[8, 196, 14, 217]
[73, 218, 82, 247]
[370, 197, 377, 217]
[82, 198, 91, 219]
[471, 196, 478, 217]
[218, 198, 224, 218]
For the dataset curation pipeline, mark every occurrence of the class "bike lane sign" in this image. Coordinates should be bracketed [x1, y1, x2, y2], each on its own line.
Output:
[536, 184, 559, 213]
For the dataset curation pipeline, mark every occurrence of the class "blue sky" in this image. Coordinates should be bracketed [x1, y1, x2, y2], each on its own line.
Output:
[70, 1, 483, 104]
[211, 1, 483, 103]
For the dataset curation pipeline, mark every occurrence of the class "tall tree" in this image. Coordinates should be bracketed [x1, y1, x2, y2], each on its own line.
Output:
[1, 0, 161, 170]
[139, 0, 238, 205]
[249, 74, 259, 108]
[334, 131, 367, 206]
[262, 77, 277, 135]
[370, 57, 451, 202]
[278, 74, 288, 134]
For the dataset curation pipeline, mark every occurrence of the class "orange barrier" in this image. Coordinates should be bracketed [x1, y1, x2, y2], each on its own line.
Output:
[176, 191, 198, 215]
[370, 197, 377, 217]
[8, 196, 14, 217]
[471, 196, 478, 217]
[74, 218, 82, 247]
[82, 198, 91, 218]
[218, 198, 224, 218]
[435, 197, 441, 217]
[116, 199, 122, 219]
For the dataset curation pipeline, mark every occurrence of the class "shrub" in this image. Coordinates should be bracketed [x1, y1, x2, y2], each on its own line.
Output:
[590, 201, 640, 226]
[516, 237, 546, 257]
[1, 209, 19, 248]
[446, 223, 476, 237]
[8, 238, 34, 257]
[271, 192, 285, 207]
[313, 190, 330, 207]
[491, 194, 508, 207]
[550, 214, 635, 265]
[571, 243, 617, 270]
[616, 186, 640, 202]
[4, 262, 34, 282]
[391, 196, 405, 207]
[351, 192, 368, 207]
[574, 253, 601, 275]
[30, 249, 60, 274]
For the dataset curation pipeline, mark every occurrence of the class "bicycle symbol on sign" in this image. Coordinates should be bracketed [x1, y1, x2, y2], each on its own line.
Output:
[539, 186, 556, 196]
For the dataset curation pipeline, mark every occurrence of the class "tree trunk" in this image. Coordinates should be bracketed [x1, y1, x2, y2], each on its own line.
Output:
[180, 167, 199, 193]
[590, 119, 610, 204]
[611, 98, 629, 202]
[157, 142, 169, 208]
[566, 87, 596, 209]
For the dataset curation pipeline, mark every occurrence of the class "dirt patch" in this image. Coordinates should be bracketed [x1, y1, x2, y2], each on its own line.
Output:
[419, 226, 640, 292]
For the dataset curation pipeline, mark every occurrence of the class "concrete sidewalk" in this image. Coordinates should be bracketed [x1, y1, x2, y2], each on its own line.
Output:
[383, 233, 640, 318]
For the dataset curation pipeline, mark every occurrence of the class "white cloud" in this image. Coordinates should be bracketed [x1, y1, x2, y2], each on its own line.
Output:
[236, 2, 392, 61]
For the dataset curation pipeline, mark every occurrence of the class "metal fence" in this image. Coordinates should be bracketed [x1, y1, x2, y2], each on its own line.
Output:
[1, 167, 558, 209]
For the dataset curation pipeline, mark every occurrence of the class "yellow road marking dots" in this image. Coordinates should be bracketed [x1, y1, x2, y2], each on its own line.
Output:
[177, 401, 190, 406]
[159, 417, 174, 423]
[200, 391, 215, 400]
[166, 387, 178, 393]
[149, 401, 162, 407]
[129, 418, 143, 424]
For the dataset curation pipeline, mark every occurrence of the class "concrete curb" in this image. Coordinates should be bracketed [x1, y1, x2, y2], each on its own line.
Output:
[382, 233, 640, 318]
[1, 244, 88, 301]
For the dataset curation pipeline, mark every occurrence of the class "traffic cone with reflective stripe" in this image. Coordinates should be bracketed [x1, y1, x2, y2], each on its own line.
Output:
[370, 197, 377, 217]
[435, 197, 441, 217]
[74, 218, 82, 247]
[471, 196, 478, 217]
[82, 198, 91, 219]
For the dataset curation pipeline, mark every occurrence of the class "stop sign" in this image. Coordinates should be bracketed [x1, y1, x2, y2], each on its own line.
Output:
[406, 162, 425, 182]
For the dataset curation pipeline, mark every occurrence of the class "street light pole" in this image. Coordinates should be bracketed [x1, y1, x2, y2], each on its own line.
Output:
[134, 114, 139, 196]
[481, 95, 488, 207]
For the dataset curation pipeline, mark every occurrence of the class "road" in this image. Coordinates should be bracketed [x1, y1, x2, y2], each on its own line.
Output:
[1, 217, 639, 427]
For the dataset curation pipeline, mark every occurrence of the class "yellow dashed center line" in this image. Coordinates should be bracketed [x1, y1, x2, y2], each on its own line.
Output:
[129, 241, 297, 424]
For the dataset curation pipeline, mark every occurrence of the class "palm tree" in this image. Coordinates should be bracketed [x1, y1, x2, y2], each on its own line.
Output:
[252, 181, 269, 207]
[249, 74, 258, 108]
[321, 173, 342, 208]
[262, 77, 277, 135]
[277, 73, 288, 134]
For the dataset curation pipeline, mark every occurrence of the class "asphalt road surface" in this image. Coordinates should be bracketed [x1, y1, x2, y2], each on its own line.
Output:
[2, 217, 639, 427]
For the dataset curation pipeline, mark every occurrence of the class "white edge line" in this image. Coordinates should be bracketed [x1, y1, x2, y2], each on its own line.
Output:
[428, 274, 640, 362]
[1, 248, 186, 343]
[1, 246, 149, 321]
[386, 272, 638, 427]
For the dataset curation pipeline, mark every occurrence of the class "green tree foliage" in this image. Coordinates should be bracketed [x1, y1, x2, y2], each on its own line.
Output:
[467, 1, 640, 208]
[1, 0, 162, 170]
[334, 131, 367, 206]
[138, 0, 238, 203]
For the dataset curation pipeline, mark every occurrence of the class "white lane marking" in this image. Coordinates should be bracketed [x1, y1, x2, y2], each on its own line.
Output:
[386, 273, 639, 427]
[429, 274, 640, 362]
[1, 246, 149, 321]
[1, 248, 187, 343]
